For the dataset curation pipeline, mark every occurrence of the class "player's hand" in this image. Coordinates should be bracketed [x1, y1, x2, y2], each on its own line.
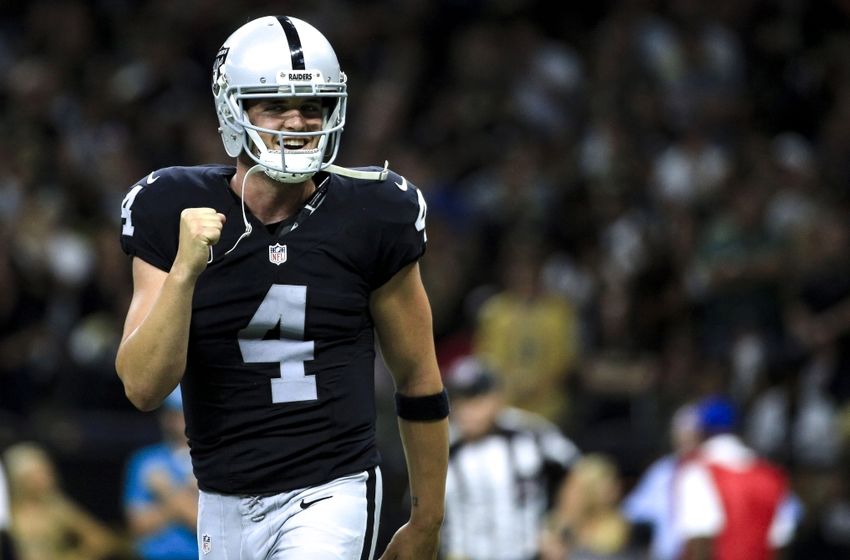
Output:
[378, 521, 440, 560]
[173, 207, 226, 279]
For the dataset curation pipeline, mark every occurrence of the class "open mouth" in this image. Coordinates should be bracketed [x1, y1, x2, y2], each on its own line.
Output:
[280, 138, 317, 152]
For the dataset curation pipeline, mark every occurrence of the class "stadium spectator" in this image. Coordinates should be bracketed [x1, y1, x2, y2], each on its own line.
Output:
[621, 403, 701, 560]
[442, 356, 580, 560]
[123, 389, 197, 560]
[784, 206, 850, 404]
[686, 177, 786, 364]
[675, 396, 800, 560]
[473, 233, 581, 426]
[3, 442, 131, 560]
[542, 453, 639, 560]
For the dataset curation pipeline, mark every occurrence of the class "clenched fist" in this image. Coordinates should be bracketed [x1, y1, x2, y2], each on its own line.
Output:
[173, 207, 226, 279]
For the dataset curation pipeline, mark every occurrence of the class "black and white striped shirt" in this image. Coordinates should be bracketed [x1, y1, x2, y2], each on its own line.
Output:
[442, 408, 580, 560]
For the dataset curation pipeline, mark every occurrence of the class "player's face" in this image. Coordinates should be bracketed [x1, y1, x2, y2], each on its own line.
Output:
[246, 97, 324, 153]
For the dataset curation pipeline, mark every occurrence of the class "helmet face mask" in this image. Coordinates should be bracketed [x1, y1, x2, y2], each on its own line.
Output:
[213, 16, 347, 183]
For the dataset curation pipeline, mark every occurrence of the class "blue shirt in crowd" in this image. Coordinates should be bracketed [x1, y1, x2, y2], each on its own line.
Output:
[124, 443, 197, 560]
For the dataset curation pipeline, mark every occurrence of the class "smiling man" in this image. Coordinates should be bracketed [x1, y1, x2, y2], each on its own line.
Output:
[116, 15, 448, 560]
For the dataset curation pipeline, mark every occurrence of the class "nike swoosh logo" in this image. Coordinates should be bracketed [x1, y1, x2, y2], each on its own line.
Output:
[299, 495, 333, 510]
[394, 177, 408, 191]
[147, 172, 160, 184]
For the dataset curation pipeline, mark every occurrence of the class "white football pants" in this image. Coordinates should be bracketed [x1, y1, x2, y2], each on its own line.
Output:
[197, 467, 382, 559]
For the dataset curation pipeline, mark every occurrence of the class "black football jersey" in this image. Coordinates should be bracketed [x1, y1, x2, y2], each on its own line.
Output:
[119, 164, 427, 495]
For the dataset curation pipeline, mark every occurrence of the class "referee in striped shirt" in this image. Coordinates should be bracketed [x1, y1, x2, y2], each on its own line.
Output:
[441, 357, 581, 560]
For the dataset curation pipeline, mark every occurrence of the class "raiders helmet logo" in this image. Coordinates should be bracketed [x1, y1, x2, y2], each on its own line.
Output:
[212, 46, 230, 94]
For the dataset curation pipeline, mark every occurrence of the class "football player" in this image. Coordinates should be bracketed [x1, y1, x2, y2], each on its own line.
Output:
[116, 16, 448, 560]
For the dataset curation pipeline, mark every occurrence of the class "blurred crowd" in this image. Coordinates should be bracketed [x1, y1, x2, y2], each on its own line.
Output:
[2, 0, 850, 558]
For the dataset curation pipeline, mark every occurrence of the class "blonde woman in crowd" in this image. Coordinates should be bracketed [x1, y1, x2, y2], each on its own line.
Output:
[3, 442, 130, 560]
[542, 454, 639, 560]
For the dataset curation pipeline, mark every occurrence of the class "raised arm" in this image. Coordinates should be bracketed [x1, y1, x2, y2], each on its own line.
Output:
[370, 261, 448, 560]
[116, 208, 224, 411]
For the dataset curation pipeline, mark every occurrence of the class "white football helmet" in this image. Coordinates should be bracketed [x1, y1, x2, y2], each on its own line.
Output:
[213, 16, 347, 183]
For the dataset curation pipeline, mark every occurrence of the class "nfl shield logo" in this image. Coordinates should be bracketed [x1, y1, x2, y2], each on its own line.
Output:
[268, 243, 288, 265]
[201, 534, 212, 555]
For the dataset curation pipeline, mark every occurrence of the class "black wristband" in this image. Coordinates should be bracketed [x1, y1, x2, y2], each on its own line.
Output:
[394, 388, 450, 421]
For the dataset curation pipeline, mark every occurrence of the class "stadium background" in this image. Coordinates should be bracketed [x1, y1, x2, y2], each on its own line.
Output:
[2, 0, 850, 556]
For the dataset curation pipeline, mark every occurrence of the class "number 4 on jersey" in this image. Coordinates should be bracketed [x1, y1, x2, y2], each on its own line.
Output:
[121, 184, 144, 236]
[238, 285, 317, 403]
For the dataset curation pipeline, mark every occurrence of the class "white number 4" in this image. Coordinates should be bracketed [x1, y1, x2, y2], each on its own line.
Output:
[238, 285, 317, 403]
[121, 184, 144, 236]
[415, 189, 427, 233]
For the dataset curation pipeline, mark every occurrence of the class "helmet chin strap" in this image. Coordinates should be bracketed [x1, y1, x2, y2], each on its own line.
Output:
[325, 162, 388, 181]
[244, 125, 388, 183]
